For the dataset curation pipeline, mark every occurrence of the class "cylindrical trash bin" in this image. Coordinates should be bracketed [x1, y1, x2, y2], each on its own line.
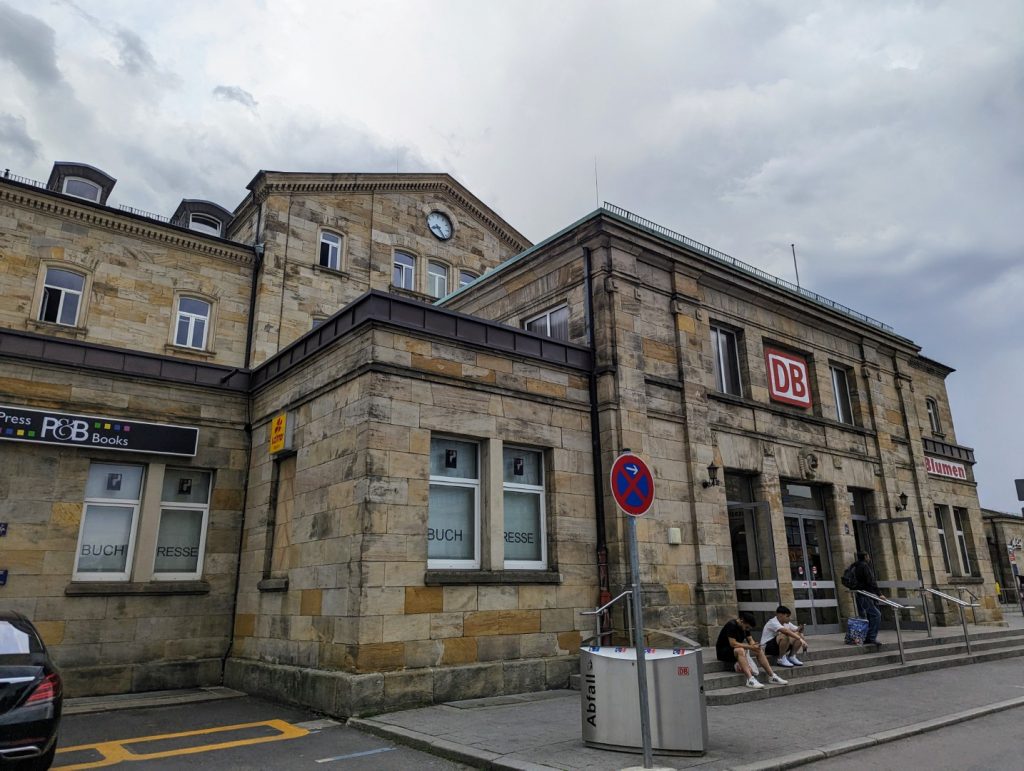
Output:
[580, 646, 707, 755]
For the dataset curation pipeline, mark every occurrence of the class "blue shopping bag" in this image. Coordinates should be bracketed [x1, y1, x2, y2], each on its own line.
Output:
[845, 617, 869, 645]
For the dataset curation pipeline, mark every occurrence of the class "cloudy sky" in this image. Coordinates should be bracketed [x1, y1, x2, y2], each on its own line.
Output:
[2, 0, 1021, 512]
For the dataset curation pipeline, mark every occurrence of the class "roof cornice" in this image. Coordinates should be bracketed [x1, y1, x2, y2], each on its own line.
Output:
[0, 180, 254, 266]
[245, 172, 531, 252]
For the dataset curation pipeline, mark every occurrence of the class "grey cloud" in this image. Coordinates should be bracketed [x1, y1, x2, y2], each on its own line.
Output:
[0, 3, 63, 85]
[213, 86, 259, 111]
[0, 114, 41, 163]
[115, 27, 157, 75]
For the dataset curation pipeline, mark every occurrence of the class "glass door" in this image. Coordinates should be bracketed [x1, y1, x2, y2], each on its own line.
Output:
[785, 513, 840, 634]
[729, 501, 779, 627]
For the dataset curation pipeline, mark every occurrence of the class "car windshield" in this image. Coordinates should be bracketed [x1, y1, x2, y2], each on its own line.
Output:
[0, 620, 39, 655]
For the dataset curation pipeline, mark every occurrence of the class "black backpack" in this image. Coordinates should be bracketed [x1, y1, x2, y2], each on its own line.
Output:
[840, 562, 859, 590]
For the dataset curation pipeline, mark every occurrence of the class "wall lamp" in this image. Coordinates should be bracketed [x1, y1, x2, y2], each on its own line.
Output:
[894, 491, 909, 512]
[702, 462, 720, 489]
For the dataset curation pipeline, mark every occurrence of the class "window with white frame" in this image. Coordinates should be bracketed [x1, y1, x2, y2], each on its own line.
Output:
[62, 176, 102, 202]
[926, 398, 942, 435]
[393, 251, 416, 291]
[952, 507, 973, 575]
[428, 438, 480, 568]
[74, 463, 145, 581]
[174, 297, 211, 349]
[459, 270, 477, 288]
[710, 323, 742, 396]
[831, 365, 855, 424]
[188, 213, 222, 237]
[153, 468, 212, 579]
[39, 267, 85, 326]
[428, 261, 449, 299]
[935, 505, 953, 574]
[319, 231, 343, 271]
[502, 447, 546, 569]
[524, 305, 569, 341]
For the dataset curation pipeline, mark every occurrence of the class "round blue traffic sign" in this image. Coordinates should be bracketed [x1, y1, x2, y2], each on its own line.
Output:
[610, 452, 655, 516]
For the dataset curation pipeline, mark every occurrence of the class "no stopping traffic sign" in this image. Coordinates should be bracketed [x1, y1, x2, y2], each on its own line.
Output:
[610, 452, 656, 516]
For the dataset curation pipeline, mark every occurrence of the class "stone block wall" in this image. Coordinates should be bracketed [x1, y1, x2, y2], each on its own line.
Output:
[0, 359, 249, 696]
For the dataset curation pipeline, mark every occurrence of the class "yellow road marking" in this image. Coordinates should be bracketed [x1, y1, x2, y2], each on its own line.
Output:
[55, 719, 309, 769]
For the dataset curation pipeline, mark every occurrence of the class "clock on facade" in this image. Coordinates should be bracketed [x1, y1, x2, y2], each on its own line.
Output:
[427, 211, 453, 241]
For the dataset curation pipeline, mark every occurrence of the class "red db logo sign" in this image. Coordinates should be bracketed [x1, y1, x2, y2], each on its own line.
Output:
[765, 348, 812, 408]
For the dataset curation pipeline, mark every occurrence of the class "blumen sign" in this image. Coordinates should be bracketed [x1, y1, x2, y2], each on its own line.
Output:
[925, 455, 968, 481]
[0, 404, 198, 456]
[765, 347, 812, 408]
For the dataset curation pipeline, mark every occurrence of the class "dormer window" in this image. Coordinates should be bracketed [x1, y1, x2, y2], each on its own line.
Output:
[62, 177, 102, 203]
[188, 213, 222, 236]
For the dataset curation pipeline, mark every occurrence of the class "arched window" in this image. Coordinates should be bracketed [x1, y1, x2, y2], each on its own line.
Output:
[40, 267, 86, 326]
[319, 231, 343, 271]
[393, 251, 416, 290]
[188, 213, 222, 236]
[62, 176, 102, 202]
[459, 270, 477, 288]
[428, 261, 449, 298]
[926, 398, 942, 434]
[175, 297, 211, 350]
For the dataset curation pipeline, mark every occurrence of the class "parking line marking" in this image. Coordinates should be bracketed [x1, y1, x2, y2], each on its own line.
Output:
[316, 747, 396, 763]
[55, 719, 309, 769]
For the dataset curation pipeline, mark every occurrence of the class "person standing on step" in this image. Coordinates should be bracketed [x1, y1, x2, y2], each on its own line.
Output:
[715, 611, 789, 689]
[759, 605, 809, 667]
[853, 551, 883, 646]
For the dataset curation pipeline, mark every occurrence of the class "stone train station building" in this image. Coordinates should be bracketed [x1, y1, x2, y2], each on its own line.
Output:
[0, 161, 1001, 714]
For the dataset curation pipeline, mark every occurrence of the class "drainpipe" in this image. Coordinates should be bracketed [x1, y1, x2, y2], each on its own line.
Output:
[243, 195, 264, 370]
[584, 246, 612, 640]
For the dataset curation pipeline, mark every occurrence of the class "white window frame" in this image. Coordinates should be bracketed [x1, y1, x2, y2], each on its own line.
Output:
[952, 507, 972, 576]
[831, 365, 855, 424]
[459, 270, 477, 288]
[428, 438, 481, 569]
[188, 213, 222, 236]
[524, 304, 569, 341]
[710, 323, 742, 396]
[935, 505, 953, 574]
[393, 251, 416, 291]
[39, 267, 85, 327]
[502, 446, 547, 570]
[72, 464, 144, 582]
[428, 261, 449, 299]
[926, 398, 942, 435]
[152, 469, 212, 581]
[319, 230, 343, 271]
[62, 176, 102, 202]
[174, 296, 211, 350]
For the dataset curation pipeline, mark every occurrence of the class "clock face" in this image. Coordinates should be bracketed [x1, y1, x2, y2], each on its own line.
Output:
[427, 211, 453, 241]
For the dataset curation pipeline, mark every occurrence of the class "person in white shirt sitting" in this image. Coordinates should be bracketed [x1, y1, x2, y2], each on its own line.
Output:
[759, 605, 809, 668]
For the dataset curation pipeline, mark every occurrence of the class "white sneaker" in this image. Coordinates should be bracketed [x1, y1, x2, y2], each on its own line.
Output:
[745, 676, 765, 689]
[777, 655, 794, 667]
[788, 655, 804, 666]
[768, 673, 788, 685]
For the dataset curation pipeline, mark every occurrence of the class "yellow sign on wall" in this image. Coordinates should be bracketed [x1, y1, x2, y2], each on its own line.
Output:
[269, 413, 289, 454]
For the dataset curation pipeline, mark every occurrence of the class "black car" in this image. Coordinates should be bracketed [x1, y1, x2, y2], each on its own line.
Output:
[0, 611, 62, 770]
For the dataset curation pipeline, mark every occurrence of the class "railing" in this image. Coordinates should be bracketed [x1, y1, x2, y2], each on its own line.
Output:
[922, 587, 979, 655]
[118, 204, 170, 222]
[854, 590, 915, 664]
[579, 592, 700, 649]
[602, 202, 895, 332]
[954, 586, 980, 624]
[1, 169, 46, 189]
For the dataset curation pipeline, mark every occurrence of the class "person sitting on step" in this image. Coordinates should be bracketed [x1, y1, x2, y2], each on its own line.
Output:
[759, 605, 809, 667]
[715, 611, 788, 689]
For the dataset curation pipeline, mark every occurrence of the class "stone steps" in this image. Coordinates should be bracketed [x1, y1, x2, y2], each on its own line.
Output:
[569, 627, 1024, 707]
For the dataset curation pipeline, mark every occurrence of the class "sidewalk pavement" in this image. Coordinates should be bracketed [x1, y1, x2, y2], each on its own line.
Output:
[351, 656, 1024, 770]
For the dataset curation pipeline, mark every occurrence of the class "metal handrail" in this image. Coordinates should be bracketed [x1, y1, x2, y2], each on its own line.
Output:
[579, 591, 633, 644]
[854, 589, 914, 664]
[955, 586, 980, 624]
[923, 587, 978, 654]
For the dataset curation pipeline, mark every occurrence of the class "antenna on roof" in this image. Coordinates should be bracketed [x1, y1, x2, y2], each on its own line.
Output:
[594, 156, 600, 208]
[791, 243, 801, 289]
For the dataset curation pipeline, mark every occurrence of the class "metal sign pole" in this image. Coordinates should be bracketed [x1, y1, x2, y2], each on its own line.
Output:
[628, 515, 654, 769]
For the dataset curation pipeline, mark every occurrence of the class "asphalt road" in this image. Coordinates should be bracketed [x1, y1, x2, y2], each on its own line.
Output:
[55, 695, 473, 770]
[802, 705, 1024, 771]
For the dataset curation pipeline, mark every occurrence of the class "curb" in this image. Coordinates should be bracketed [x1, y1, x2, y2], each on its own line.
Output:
[726, 695, 1024, 770]
[64, 686, 245, 716]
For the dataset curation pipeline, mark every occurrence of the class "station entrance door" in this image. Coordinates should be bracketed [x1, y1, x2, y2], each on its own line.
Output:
[783, 483, 840, 634]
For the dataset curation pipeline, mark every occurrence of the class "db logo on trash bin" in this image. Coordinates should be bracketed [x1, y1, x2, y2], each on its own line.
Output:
[677, 666, 690, 676]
